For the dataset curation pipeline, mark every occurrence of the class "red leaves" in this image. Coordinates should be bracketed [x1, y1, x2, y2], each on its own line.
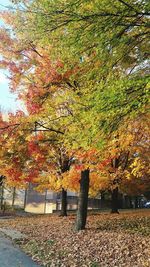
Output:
[97, 159, 112, 170]
[25, 168, 39, 183]
[6, 166, 22, 182]
[27, 140, 46, 170]
[26, 101, 42, 114]
[55, 59, 64, 69]
[74, 165, 84, 171]
[27, 141, 40, 156]
[0, 28, 13, 47]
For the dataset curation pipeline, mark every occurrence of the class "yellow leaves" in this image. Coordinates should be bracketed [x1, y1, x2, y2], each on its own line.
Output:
[62, 165, 110, 195]
[25, 135, 31, 141]
[33, 172, 62, 192]
[84, 3, 93, 11]
[130, 158, 148, 178]
[124, 170, 132, 181]
[89, 171, 108, 196]
[48, 173, 62, 191]
[108, 113, 150, 156]
[62, 169, 80, 192]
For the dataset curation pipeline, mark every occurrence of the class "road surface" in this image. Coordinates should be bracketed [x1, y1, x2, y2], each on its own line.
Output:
[0, 232, 41, 267]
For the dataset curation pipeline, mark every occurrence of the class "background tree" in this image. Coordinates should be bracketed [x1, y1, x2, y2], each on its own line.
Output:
[0, 175, 5, 211]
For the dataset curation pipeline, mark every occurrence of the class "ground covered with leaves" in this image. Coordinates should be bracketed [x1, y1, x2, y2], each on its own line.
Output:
[0, 210, 16, 217]
[0, 210, 150, 267]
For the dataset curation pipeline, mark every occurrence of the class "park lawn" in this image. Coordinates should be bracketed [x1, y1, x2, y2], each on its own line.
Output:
[0, 209, 150, 267]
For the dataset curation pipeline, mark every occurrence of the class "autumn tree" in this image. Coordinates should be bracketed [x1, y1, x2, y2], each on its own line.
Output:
[8, 0, 149, 125]
[0, 15, 78, 216]
[11, 0, 149, 67]
[0, 12, 94, 226]
[0, 108, 75, 216]
[0, 17, 89, 218]
[101, 113, 150, 213]
[0, 2, 149, 229]
[3, 1, 148, 141]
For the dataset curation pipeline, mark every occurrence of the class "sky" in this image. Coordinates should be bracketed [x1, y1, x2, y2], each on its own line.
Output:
[0, 0, 24, 113]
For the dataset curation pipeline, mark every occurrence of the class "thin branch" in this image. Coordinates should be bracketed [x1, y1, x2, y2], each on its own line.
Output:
[36, 122, 64, 135]
[116, 0, 138, 13]
[0, 123, 20, 131]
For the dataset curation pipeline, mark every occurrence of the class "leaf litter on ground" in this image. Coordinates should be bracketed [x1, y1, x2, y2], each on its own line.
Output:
[0, 210, 150, 267]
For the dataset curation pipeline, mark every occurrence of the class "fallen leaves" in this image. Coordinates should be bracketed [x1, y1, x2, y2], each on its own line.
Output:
[97, 215, 150, 236]
[0, 210, 150, 266]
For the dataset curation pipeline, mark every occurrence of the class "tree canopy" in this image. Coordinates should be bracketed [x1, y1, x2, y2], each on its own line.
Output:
[0, 0, 149, 228]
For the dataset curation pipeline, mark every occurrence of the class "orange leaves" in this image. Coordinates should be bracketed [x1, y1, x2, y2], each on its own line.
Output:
[62, 168, 80, 192]
[76, 148, 98, 161]
[55, 59, 64, 69]
[27, 141, 40, 156]
[74, 164, 85, 171]
[61, 149, 112, 194]
[0, 28, 13, 48]
[97, 159, 111, 170]
[0, 19, 78, 114]
[0, 11, 16, 27]
[4, 165, 23, 187]
[89, 171, 108, 196]
[25, 168, 40, 183]
[1, 211, 150, 267]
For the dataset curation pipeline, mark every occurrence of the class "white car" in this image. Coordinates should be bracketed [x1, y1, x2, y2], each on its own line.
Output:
[144, 202, 150, 208]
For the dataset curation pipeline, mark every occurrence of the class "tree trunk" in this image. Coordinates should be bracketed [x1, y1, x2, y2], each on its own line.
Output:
[76, 169, 90, 231]
[135, 196, 138, 209]
[111, 187, 119, 213]
[59, 158, 70, 216]
[12, 187, 16, 208]
[0, 185, 4, 210]
[129, 196, 133, 209]
[60, 188, 67, 216]
[100, 191, 105, 209]
[24, 188, 27, 210]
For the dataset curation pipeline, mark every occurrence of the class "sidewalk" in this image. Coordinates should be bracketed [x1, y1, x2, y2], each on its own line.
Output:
[0, 231, 41, 267]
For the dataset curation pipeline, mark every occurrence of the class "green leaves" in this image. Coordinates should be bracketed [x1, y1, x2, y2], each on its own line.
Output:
[13, 0, 149, 73]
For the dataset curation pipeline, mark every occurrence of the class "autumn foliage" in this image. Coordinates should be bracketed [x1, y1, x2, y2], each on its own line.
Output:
[0, 0, 149, 227]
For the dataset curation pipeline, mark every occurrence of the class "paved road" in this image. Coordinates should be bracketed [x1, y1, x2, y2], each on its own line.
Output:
[0, 232, 41, 267]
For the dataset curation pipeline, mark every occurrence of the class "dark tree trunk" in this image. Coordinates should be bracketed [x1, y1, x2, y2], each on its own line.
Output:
[111, 187, 119, 213]
[60, 188, 67, 216]
[100, 191, 105, 209]
[59, 158, 70, 217]
[12, 187, 16, 208]
[24, 188, 27, 210]
[135, 196, 138, 209]
[0, 175, 5, 210]
[0, 185, 4, 210]
[76, 169, 90, 231]
[129, 196, 133, 209]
